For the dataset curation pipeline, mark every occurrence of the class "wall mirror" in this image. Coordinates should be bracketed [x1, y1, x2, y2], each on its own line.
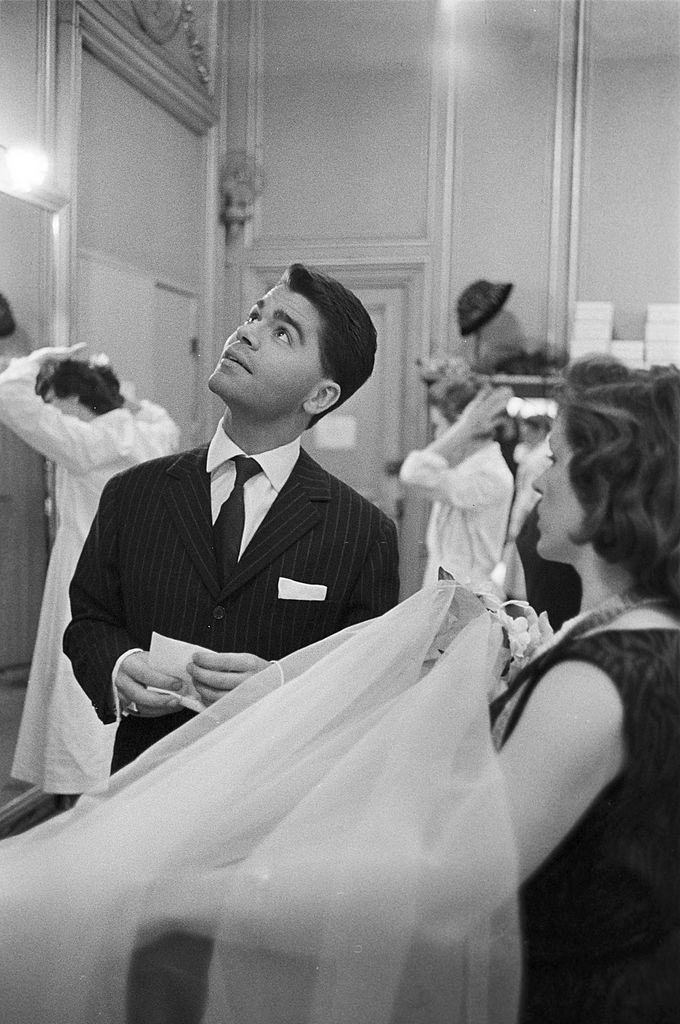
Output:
[0, 0, 215, 832]
[0, 182, 69, 825]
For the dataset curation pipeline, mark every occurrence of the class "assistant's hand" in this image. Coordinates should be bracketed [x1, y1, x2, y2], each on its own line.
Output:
[450, 384, 512, 439]
[187, 651, 270, 706]
[30, 342, 87, 364]
[115, 650, 184, 718]
[431, 384, 513, 464]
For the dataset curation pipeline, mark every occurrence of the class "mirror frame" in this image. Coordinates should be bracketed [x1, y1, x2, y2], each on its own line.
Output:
[0, 186, 71, 836]
[0, 0, 219, 835]
[0, 0, 72, 834]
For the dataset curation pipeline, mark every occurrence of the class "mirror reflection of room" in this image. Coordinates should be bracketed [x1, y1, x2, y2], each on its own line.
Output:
[0, 195, 50, 811]
[0, 0, 678, 832]
[0, 329, 180, 809]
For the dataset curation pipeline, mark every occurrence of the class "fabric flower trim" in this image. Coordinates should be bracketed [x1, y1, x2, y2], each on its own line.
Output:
[429, 568, 554, 698]
[479, 594, 553, 684]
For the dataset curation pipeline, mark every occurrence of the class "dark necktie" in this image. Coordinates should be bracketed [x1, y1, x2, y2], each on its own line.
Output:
[213, 455, 262, 577]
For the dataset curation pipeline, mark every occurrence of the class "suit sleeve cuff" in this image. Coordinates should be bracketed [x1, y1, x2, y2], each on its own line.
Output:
[112, 648, 144, 718]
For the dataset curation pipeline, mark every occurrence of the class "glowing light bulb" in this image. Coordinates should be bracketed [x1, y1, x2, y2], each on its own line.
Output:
[4, 145, 49, 192]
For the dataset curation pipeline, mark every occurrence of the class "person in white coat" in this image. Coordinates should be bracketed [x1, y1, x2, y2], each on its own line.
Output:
[400, 374, 514, 594]
[0, 344, 180, 799]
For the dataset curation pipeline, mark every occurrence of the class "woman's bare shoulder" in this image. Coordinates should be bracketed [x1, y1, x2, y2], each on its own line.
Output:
[585, 606, 680, 635]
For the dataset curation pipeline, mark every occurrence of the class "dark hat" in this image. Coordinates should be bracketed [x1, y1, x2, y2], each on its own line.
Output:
[0, 293, 16, 338]
[457, 280, 513, 336]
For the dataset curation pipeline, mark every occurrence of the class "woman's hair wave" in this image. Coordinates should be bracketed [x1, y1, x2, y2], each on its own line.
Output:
[559, 355, 680, 609]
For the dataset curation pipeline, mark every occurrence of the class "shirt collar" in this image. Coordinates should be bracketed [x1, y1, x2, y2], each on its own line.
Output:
[206, 421, 301, 493]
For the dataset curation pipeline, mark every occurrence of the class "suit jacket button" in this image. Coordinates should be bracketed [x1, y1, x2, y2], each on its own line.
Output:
[212, 605, 225, 620]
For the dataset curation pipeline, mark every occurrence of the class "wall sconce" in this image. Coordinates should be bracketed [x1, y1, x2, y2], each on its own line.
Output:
[0, 143, 49, 193]
[219, 151, 264, 237]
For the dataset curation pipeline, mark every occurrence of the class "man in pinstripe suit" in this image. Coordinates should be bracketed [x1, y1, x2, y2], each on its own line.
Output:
[64, 263, 400, 771]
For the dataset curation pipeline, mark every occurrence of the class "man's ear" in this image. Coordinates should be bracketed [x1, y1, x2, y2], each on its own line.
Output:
[303, 379, 341, 418]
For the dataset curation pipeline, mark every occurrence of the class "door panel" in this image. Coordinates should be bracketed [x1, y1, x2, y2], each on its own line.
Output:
[302, 285, 405, 524]
[76, 251, 200, 448]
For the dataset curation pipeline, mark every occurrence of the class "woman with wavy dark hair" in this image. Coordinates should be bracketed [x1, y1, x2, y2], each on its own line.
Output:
[491, 355, 680, 1022]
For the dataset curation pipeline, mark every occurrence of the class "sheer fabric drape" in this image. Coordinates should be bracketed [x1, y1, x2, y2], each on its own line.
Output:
[0, 582, 520, 1024]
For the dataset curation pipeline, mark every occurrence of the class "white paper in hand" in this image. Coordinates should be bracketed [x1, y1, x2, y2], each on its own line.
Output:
[147, 632, 212, 713]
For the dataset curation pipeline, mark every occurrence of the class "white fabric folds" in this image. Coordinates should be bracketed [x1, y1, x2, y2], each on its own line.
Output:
[0, 581, 520, 1024]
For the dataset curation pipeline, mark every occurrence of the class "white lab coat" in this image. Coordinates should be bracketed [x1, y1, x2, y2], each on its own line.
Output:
[0, 353, 180, 792]
[400, 441, 514, 594]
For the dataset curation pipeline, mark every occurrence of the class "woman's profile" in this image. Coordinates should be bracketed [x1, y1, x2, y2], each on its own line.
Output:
[492, 355, 680, 1021]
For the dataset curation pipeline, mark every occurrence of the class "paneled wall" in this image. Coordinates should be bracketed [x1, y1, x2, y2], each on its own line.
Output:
[76, 46, 208, 444]
[219, 0, 680, 593]
[219, 0, 441, 592]
[576, 1, 680, 341]
[2, 0, 679, 614]
[68, 1, 220, 446]
[444, 0, 574, 355]
[0, 0, 222, 807]
[443, 0, 680, 357]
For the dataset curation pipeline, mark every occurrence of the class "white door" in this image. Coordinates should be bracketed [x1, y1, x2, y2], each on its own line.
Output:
[77, 252, 200, 448]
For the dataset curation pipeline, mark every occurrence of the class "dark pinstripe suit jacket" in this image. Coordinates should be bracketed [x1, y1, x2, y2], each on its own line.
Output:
[64, 445, 400, 753]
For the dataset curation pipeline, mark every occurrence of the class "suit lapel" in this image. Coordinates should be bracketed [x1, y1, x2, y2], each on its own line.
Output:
[163, 448, 222, 599]
[218, 449, 331, 600]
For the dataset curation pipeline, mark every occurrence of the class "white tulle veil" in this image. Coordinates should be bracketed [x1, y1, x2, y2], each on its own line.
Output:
[0, 581, 521, 1023]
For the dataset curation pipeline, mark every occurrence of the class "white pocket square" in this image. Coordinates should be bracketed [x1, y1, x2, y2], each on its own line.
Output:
[278, 577, 327, 601]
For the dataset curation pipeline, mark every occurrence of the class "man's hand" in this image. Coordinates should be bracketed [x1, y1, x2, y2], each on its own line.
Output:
[187, 651, 270, 706]
[115, 651, 185, 718]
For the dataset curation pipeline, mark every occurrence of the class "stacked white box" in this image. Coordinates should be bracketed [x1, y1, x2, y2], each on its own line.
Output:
[646, 339, 680, 365]
[646, 303, 680, 323]
[610, 340, 645, 368]
[570, 301, 613, 359]
[645, 303, 680, 365]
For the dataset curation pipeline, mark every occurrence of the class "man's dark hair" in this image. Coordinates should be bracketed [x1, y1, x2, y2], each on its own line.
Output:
[36, 359, 124, 416]
[279, 263, 377, 426]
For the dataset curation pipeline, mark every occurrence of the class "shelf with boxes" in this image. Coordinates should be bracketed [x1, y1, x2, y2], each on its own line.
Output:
[645, 304, 680, 366]
[569, 301, 680, 368]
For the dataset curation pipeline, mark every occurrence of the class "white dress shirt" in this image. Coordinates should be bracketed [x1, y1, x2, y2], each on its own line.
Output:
[206, 423, 301, 558]
[400, 440, 514, 592]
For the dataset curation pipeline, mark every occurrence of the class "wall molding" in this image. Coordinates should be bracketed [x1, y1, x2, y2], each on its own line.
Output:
[566, 0, 587, 349]
[62, 0, 218, 133]
[244, 239, 433, 267]
[240, 253, 430, 596]
[57, 0, 221, 432]
[37, 0, 58, 151]
[544, 0, 583, 360]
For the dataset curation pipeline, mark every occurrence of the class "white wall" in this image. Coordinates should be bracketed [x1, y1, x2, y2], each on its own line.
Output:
[578, 3, 680, 339]
[257, 0, 432, 242]
[220, 0, 437, 593]
[446, 0, 566, 352]
[78, 50, 204, 286]
[76, 49, 209, 442]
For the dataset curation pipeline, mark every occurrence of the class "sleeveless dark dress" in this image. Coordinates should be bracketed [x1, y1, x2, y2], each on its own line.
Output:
[490, 629, 680, 1024]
